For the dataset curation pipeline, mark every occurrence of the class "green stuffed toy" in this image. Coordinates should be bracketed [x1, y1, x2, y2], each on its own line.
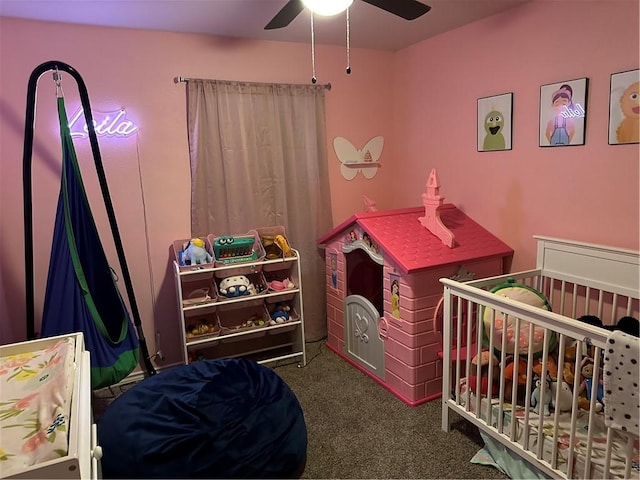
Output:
[182, 238, 212, 265]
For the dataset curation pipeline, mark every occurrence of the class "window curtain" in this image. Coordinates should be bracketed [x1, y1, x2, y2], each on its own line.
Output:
[186, 79, 333, 341]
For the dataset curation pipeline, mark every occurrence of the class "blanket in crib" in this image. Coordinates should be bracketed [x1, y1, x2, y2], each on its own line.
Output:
[458, 381, 640, 479]
[0, 337, 76, 477]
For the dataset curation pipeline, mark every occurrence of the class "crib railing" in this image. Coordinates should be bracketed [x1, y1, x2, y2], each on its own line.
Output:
[440, 270, 639, 480]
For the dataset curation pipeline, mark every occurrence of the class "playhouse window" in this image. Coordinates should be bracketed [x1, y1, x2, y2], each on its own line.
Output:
[345, 249, 383, 315]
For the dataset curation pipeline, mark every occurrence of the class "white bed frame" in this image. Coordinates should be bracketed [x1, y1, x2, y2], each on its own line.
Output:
[440, 236, 639, 479]
[1, 333, 101, 479]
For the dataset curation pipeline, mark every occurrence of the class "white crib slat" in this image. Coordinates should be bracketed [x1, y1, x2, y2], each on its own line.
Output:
[522, 321, 535, 451]
[582, 347, 603, 479]
[441, 286, 452, 432]
[584, 286, 592, 316]
[455, 298, 463, 403]
[567, 340, 585, 480]
[611, 293, 619, 324]
[604, 427, 614, 478]
[623, 434, 634, 479]
[572, 283, 578, 319]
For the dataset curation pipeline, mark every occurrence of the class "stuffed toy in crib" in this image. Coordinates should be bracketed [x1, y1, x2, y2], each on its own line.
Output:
[550, 380, 573, 412]
[469, 350, 500, 396]
[531, 374, 552, 415]
[577, 357, 604, 412]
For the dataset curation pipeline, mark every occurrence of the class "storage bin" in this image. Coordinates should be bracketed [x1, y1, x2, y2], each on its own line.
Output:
[264, 269, 296, 302]
[256, 226, 296, 268]
[216, 272, 267, 302]
[218, 303, 271, 341]
[181, 277, 218, 307]
[173, 237, 215, 272]
[265, 301, 300, 325]
[184, 312, 221, 341]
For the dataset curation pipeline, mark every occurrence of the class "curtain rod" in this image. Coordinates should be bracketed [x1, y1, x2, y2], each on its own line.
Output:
[173, 76, 331, 90]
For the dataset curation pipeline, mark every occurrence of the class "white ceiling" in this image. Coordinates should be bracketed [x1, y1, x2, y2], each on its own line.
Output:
[0, 0, 528, 51]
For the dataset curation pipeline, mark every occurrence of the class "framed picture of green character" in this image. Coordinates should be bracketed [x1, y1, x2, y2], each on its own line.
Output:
[477, 92, 513, 152]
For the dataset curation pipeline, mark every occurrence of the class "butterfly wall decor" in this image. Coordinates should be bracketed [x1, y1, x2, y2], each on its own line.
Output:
[333, 136, 384, 180]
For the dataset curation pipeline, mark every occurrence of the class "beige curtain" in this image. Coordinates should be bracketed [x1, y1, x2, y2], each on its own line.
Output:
[186, 79, 333, 341]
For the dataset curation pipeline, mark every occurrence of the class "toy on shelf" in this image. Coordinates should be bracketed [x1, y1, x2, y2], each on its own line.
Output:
[186, 318, 220, 339]
[182, 238, 213, 266]
[261, 234, 294, 259]
[218, 275, 252, 298]
[268, 303, 291, 325]
[239, 313, 267, 329]
[182, 288, 212, 306]
[213, 235, 259, 264]
[268, 278, 295, 291]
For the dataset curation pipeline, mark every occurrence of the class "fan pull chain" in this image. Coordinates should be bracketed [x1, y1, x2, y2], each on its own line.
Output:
[346, 7, 351, 75]
[310, 12, 317, 84]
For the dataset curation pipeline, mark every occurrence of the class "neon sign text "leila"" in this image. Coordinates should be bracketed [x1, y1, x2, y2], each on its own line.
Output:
[68, 107, 138, 138]
[560, 103, 586, 119]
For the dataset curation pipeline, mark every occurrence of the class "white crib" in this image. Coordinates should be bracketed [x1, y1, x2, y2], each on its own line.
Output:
[440, 236, 639, 479]
[0, 333, 101, 479]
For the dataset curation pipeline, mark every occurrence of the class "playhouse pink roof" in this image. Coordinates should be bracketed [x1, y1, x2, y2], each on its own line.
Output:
[317, 205, 514, 274]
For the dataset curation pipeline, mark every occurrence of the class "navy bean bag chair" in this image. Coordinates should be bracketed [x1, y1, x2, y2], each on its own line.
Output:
[97, 358, 307, 478]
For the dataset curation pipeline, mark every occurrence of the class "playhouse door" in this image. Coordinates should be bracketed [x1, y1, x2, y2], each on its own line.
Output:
[344, 295, 385, 380]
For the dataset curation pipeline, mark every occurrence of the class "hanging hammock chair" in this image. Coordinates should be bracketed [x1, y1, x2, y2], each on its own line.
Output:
[22, 61, 156, 389]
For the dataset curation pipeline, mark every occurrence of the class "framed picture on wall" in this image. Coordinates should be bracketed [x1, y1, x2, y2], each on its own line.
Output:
[477, 92, 513, 152]
[608, 69, 639, 145]
[539, 77, 589, 147]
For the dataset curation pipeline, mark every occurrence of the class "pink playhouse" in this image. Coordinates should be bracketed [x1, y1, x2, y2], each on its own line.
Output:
[317, 169, 514, 406]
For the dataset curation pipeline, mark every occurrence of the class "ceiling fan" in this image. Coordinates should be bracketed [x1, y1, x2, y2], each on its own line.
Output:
[265, 0, 431, 30]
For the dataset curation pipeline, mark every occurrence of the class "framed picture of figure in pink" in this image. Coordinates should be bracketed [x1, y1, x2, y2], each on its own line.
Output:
[539, 77, 589, 147]
[608, 69, 639, 145]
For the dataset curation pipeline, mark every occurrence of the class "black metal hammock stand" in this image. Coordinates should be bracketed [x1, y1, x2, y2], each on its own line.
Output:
[22, 60, 157, 388]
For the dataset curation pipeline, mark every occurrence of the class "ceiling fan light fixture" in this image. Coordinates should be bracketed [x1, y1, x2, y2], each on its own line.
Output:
[302, 0, 354, 16]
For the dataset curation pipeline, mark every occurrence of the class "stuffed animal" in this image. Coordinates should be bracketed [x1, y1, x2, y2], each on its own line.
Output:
[550, 380, 573, 413]
[502, 356, 529, 404]
[532, 355, 558, 382]
[219, 275, 251, 298]
[577, 357, 604, 412]
[469, 350, 500, 396]
[531, 374, 551, 416]
[182, 238, 212, 266]
[268, 303, 291, 325]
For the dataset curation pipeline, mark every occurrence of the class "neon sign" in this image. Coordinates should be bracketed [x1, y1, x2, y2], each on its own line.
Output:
[560, 103, 586, 119]
[68, 107, 138, 138]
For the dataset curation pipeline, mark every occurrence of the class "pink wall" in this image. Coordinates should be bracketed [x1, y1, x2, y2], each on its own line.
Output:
[1, 0, 638, 366]
[390, 0, 639, 271]
[0, 16, 395, 362]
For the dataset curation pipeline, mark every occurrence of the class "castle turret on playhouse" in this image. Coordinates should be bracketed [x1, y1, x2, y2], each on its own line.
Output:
[317, 169, 514, 405]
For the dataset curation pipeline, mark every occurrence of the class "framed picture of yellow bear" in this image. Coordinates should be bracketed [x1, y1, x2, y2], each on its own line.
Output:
[608, 69, 639, 145]
[477, 92, 513, 152]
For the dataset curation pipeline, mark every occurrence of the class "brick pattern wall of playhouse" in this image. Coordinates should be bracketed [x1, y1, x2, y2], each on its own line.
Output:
[324, 241, 346, 353]
[323, 236, 507, 404]
[381, 257, 506, 403]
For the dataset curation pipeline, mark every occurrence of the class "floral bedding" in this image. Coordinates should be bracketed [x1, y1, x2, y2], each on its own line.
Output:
[459, 380, 640, 479]
[0, 337, 76, 477]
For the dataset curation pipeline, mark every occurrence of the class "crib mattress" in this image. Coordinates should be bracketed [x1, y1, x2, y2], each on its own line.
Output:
[0, 336, 77, 477]
[459, 381, 640, 479]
